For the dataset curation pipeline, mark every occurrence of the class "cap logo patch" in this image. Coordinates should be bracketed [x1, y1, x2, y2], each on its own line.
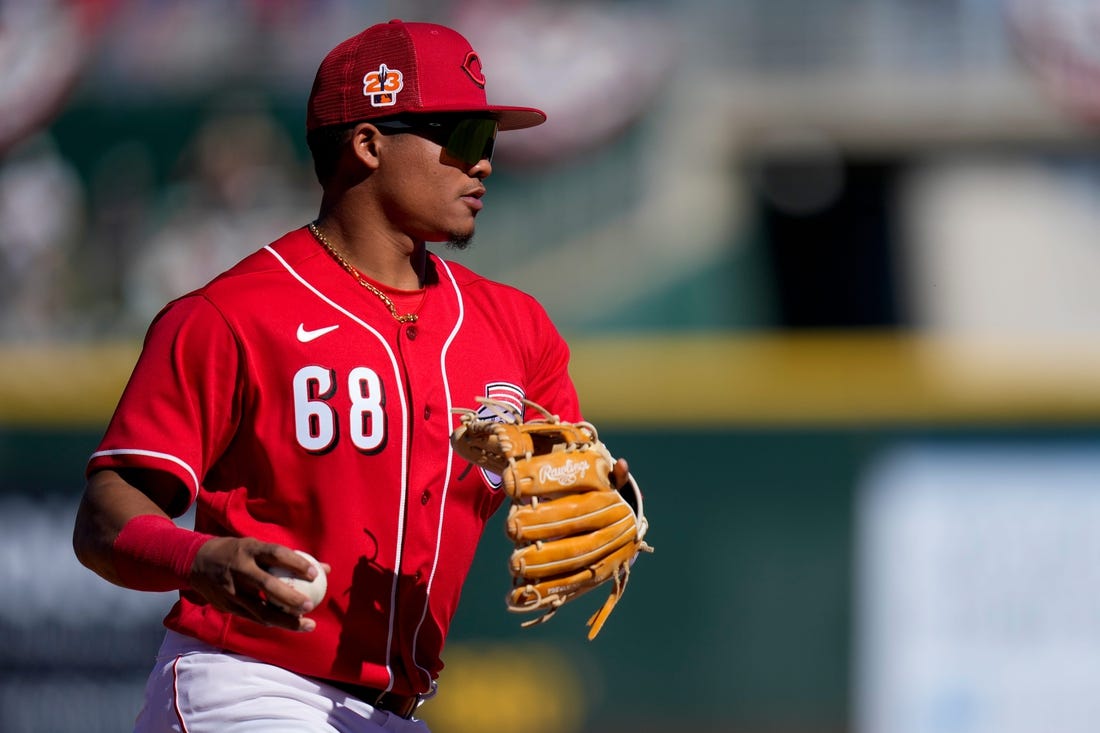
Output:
[461, 51, 486, 88]
[363, 63, 404, 107]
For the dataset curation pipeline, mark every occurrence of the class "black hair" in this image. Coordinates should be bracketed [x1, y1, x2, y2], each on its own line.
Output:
[306, 122, 357, 186]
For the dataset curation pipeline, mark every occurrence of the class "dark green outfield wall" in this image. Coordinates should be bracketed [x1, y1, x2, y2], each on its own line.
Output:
[6, 424, 1095, 732]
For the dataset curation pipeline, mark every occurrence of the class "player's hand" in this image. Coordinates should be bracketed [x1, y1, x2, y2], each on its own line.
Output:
[611, 458, 630, 490]
[612, 457, 643, 516]
[187, 537, 329, 632]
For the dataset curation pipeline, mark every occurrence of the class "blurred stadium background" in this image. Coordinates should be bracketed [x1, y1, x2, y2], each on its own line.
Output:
[3, 0, 1100, 731]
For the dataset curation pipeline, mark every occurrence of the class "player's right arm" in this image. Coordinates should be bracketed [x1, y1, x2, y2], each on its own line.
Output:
[73, 294, 322, 631]
[73, 467, 185, 584]
[73, 468, 322, 631]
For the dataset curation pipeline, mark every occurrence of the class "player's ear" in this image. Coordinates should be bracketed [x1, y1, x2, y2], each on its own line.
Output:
[349, 122, 382, 171]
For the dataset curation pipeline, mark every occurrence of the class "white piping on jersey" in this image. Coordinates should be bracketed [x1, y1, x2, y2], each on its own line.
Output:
[89, 449, 200, 499]
[264, 244, 409, 694]
[408, 256, 464, 689]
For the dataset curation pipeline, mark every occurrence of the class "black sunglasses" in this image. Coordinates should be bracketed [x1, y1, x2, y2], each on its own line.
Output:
[373, 116, 498, 167]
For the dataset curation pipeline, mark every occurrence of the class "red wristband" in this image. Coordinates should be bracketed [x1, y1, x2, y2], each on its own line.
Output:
[112, 514, 214, 591]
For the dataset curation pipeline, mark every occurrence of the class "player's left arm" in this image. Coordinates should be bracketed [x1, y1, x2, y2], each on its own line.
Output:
[523, 303, 636, 499]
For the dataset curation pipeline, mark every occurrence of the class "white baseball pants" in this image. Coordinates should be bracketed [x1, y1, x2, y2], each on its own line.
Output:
[132, 630, 431, 733]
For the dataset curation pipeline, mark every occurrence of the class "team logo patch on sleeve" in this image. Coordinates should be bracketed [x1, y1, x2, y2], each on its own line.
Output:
[363, 63, 403, 107]
[477, 383, 524, 418]
[475, 382, 524, 489]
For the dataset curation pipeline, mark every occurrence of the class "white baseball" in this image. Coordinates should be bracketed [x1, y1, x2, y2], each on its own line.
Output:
[270, 550, 327, 609]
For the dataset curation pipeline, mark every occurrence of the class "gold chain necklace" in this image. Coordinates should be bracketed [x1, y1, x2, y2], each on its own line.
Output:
[308, 222, 419, 324]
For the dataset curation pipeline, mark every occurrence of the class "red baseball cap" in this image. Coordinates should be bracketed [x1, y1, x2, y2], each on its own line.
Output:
[306, 19, 546, 132]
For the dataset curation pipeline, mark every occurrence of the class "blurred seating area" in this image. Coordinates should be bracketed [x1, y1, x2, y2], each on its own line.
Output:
[5, 0, 1099, 340]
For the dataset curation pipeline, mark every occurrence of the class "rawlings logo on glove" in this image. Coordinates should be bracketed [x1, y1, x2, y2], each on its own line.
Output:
[538, 458, 590, 486]
[450, 398, 653, 640]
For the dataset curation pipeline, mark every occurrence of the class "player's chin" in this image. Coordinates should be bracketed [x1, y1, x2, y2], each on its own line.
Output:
[423, 215, 475, 247]
[443, 218, 477, 250]
[446, 231, 474, 250]
[425, 225, 474, 250]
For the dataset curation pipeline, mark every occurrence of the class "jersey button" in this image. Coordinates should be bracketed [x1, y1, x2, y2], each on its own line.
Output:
[423, 406, 431, 420]
[406, 326, 418, 340]
[420, 489, 431, 504]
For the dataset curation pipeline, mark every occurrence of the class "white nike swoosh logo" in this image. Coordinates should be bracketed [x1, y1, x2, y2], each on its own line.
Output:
[297, 323, 340, 342]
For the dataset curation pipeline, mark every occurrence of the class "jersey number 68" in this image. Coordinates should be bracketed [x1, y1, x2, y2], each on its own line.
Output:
[292, 365, 387, 454]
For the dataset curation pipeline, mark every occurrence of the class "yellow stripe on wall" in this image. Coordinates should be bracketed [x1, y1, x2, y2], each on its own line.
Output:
[569, 332, 1100, 426]
[0, 342, 140, 427]
[3, 333, 1100, 428]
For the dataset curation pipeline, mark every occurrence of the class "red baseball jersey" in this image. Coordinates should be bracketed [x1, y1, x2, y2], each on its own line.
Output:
[87, 226, 581, 695]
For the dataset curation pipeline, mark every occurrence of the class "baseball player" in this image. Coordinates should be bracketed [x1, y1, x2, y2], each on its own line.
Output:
[72, 19, 635, 733]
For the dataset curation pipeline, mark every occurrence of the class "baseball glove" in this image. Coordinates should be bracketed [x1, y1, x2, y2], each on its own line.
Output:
[450, 398, 653, 640]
